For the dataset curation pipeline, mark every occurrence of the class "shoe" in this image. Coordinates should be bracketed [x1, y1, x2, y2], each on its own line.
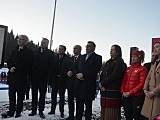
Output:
[28, 111, 37, 116]
[66, 116, 74, 120]
[60, 113, 64, 118]
[1, 111, 14, 118]
[15, 113, 21, 118]
[39, 112, 45, 118]
[48, 110, 55, 115]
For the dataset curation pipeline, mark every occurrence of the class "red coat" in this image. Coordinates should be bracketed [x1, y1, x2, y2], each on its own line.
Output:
[120, 63, 148, 96]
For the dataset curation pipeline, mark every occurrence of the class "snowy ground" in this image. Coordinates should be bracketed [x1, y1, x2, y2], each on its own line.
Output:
[0, 84, 125, 120]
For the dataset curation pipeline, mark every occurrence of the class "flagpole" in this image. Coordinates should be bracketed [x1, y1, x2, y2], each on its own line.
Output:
[50, 0, 57, 50]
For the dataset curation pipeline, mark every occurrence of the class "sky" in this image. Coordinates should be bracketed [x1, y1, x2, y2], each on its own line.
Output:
[1, 0, 160, 64]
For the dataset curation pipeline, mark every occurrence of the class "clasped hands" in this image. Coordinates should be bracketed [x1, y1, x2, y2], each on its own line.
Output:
[10, 67, 16, 72]
[144, 90, 155, 99]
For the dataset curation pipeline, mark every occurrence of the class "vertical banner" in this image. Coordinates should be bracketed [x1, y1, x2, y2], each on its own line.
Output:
[152, 38, 160, 52]
[0, 25, 8, 67]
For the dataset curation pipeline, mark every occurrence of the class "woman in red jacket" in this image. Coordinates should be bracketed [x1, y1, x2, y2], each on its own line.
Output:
[120, 50, 148, 120]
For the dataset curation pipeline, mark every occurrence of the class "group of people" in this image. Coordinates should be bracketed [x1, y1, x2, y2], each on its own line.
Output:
[99, 43, 160, 120]
[1, 34, 160, 120]
[1, 34, 102, 120]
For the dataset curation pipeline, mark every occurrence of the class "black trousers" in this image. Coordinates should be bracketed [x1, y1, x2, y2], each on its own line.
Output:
[9, 84, 25, 114]
[123, 95, 147, 120]
[31, 83, 47, 112]
[67, 88, 75, 118]
[76, 97, 93, 120]
[51, 81, 65, 114]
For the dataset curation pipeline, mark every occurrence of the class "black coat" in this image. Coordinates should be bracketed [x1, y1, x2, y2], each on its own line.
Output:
[7, 46, 33, 86]
[100, 57, 126, 99]
[75, 52, 102, 100]
[31, 47, 55, 85]
[65, 55, 81, 89]
[53, 54, 70, 88]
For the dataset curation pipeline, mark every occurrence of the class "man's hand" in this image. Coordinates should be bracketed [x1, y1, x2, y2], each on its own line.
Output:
[67, 71, 73, 77]
[76, 73, 84, 80]
[99, 82, 105, 91]
[10, 67, 16, 73]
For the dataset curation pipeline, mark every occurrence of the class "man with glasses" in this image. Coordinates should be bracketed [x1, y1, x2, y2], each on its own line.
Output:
[75, 41, 102, 120]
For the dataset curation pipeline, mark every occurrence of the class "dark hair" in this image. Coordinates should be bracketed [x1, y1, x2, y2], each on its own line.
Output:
[112, 44, 122, 58]
[140, 50, 145, 63]
[88, 41, 96, 48]
[59, 45, 66, 51]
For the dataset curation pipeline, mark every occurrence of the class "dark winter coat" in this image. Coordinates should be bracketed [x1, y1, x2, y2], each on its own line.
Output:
[31, 47, 55, 85]
[7, 46, 33, 86]
[75, 52, 102, 100]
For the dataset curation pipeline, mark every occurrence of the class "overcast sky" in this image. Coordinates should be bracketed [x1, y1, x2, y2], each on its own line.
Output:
[1, 0, 160, 64]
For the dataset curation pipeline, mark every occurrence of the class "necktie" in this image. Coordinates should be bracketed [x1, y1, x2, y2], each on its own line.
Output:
[85, 54, 89, 61]
[19, 47, 23, 51]
[74, 56, 77, 63]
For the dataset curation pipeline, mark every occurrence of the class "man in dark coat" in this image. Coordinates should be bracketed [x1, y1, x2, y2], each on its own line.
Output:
[66, 45, 82, 120]
[48, 45, 70, 119]
[75, 41, 102, 120]
[1, 35, 33, 118]
[28, 38, 55, 118]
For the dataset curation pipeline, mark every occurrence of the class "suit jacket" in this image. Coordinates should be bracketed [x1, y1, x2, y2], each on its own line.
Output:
[7, 45, 33, 86]
[65, 55, 81, 89]
[31, 47, 55, 85]
[75, 52, 102, 100]
[53, 54, 70, 88]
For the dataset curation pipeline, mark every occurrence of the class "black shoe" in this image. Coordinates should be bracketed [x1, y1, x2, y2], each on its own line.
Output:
[28, 111, 37, 116]
[48, 110, 55, 115]
[15, 113, 21, 118]
[66, 117, 74, 120]
[39, 112, 45, 118]
[1, 111, 14, 118]
[60, 113, 64, 118]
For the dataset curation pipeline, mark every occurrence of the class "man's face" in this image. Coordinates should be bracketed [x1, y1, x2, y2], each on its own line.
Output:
[154, 43, 160, 56]
[58, 46, 65, 54]
[41, 39, 48, 49]
[86, 43, 94, 53]
[73, 45, 81, 55]
[18, 36, 27, 47]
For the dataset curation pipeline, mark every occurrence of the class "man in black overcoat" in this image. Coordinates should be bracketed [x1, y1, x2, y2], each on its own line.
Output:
[48, 45, 70, 119]
[1, 35, 33, 118]
[66, 45, 82, 120]
[75, 41, 102, 120]
[28, 38, 55, 118]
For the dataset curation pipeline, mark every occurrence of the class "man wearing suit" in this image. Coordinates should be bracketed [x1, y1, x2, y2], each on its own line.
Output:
[1, 35, 33, 118]
[66, 45, 82, 120]
[48, 45, 70, 118]
[75, 41, 102, 120]
[28, 38, 55, 118]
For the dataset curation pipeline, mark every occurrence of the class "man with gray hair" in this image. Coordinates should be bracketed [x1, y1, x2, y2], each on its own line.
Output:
[29, 38, 56, 118]
[1, 35, 33, 118]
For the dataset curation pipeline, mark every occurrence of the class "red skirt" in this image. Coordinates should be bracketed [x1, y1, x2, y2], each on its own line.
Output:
[101, 97, 122, 108]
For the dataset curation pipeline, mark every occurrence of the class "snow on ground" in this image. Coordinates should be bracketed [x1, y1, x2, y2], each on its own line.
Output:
[0, 84, 101, 120]
[0, 84, 125, 120]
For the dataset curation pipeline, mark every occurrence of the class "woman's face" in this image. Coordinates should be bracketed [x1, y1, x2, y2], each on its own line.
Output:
[131, 55, 140, 63]
[110, 46, 118, 59]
